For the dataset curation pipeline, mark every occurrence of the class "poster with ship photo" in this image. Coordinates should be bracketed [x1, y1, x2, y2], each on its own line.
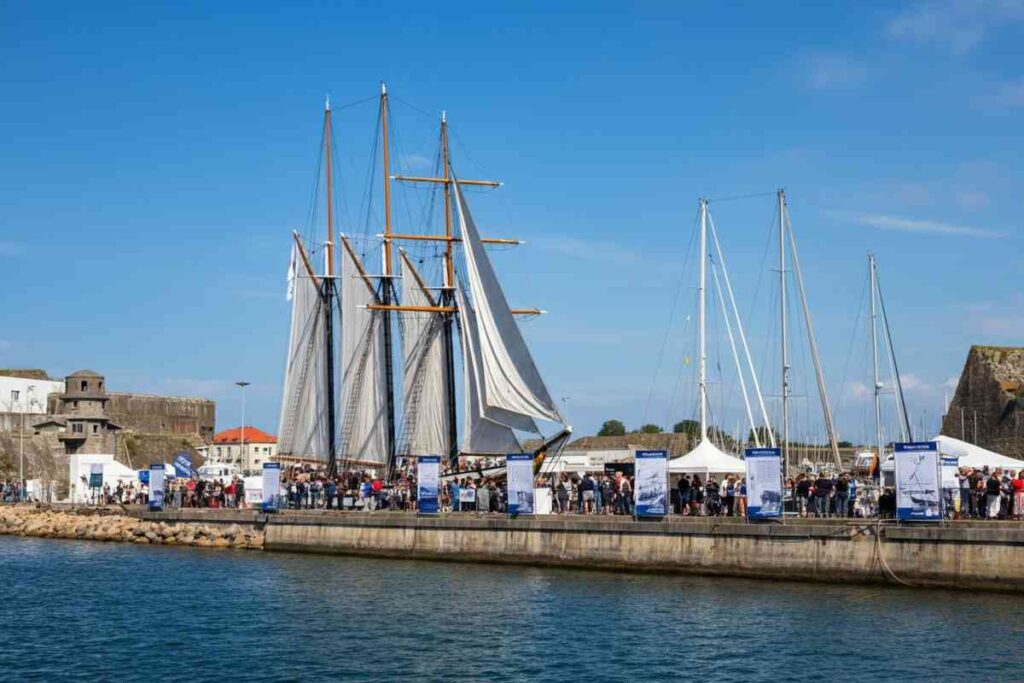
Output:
[417, 456, 440, 515]
[507, 453, 534, 515]
[635, 450, 668, 517]
[745, 447, 782, 519]
[895, 442, 941, 522]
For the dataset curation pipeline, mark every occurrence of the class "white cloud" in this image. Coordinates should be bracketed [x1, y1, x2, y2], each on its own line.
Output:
[886, 0, 1024, 54]
[954, 189, 990, 209]
[844, 212, 1009, 238]
[399, 154, 433, 171]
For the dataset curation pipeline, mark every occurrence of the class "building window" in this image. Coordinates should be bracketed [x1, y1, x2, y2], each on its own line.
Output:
[71, 401, 78, 411]
[92, 424, 99, 434]
[80, 381, 88, 391]
[72, 423, 83, 434]
[11, 390, 19, 405]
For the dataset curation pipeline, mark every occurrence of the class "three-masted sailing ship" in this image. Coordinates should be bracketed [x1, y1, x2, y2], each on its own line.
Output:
[276, 85, 571, 478]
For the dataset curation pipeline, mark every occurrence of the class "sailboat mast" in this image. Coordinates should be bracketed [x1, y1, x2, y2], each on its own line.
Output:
[778, 190, 790, 475]
[869, 253, 885, 464]
[323, 97, 338, 476]
[440, 112, 459, 462]
[379, 82, 398, 473]
[698, 198, 708, 441]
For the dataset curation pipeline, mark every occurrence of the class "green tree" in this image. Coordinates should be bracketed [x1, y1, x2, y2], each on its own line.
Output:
[673, 419, 700, 436]
[838, 440, 853, 449]
[637, 423, 663, 434]
[597, 419, 626, 437]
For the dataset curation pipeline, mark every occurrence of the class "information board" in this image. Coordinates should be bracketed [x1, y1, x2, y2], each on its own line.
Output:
[635, 450, 668, 517]
[148, 464, 165, 511]
[507, 453, 534, 516]
[89, 464, 103, 490]
[745, 447, 783, 519]
[894, 441, 941, 522]
[261, 462, 282, 512]
[417, 456, 440, 515]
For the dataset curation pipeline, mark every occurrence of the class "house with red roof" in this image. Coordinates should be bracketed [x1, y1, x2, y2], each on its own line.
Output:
[207, 425, 278, 476]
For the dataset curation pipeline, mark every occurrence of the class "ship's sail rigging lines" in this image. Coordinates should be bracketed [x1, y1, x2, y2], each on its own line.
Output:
[277, 92, 570, 473]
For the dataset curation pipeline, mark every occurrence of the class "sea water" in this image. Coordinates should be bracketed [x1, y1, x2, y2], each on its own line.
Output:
[0, 535, 1019, 681]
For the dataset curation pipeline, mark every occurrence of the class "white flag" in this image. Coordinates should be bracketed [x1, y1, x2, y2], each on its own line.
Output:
[286, 244, 297, 301]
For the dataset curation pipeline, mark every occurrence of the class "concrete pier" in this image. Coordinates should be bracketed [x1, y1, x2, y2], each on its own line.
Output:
[141, 509, 1024, 592]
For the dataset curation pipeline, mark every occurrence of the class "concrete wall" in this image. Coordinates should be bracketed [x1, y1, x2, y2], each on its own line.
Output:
[233, 514, 1024, 592]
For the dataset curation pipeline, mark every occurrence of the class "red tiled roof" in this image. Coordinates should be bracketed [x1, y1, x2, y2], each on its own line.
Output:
[213, 426, 277, 444]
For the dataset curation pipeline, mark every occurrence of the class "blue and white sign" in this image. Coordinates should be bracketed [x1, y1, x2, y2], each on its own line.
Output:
[261, 462, 282, 512]
[635, 450, 668, 517]
[745, 447, 783, 519]
[506, 453, 534, 516]
[148, 464, 166, 511]
[417, 456, 440, 515]
[88, 463, 104, 489]
[172, 452, 197, 479]
[895, 441, 941, 522]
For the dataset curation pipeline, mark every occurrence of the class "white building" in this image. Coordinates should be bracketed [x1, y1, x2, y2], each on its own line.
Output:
[0, 374, 65, 414]
[208, 425, 278, 476]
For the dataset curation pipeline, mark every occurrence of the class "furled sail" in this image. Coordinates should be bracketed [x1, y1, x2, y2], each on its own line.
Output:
[277, 245, 331, 460]
[398, 252, 451, 456]
[338, 242, 391, 464]
[453, 176, 565, 453]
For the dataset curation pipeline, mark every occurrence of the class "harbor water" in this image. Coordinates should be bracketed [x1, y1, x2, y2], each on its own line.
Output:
[0, 535, 1020, 682]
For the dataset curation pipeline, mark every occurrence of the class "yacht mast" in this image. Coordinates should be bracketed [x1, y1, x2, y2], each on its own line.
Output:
[698, 199, 709, 441]
[778, 190, 790, 474]
[869, 253, 885, 465]
[440, 112, 459, 462]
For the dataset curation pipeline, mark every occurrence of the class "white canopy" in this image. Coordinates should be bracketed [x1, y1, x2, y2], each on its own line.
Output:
[668, 439, 746, 475]
[935, 435, 1024, 470]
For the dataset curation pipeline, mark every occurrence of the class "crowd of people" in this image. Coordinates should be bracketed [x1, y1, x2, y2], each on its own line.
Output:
[1, 479, 24, 503]
[954, 467, 1024, 520]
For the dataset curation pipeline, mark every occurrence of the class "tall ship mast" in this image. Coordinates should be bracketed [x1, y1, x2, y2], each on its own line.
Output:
[277, 85, 572, 478]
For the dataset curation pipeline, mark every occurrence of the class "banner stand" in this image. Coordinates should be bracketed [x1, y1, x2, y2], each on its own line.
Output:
[261, 462, 282, 513]
[634, 450, 668, 521]
[506, 453, 535, 518]
[417, 456, 441, 516]
[895, 441, 941, 523]
[745, 447, 783, 523]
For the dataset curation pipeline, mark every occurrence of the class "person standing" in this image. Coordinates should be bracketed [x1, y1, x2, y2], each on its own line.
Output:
[985, 471, 1002, 519]
[814, 473, 833, 518]
[833, 475, 850, 519]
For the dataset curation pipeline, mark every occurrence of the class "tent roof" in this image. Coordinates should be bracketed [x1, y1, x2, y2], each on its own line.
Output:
[935, 435, 1024, 470]
[668, 439, 746, 474]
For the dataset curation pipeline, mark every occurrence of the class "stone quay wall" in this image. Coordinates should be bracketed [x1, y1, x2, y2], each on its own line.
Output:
[0, 505, 263, 549]
[258, 513, 1024, 592]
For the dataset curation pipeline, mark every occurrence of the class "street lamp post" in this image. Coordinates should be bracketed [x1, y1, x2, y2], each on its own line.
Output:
[236, 381, 250, 470]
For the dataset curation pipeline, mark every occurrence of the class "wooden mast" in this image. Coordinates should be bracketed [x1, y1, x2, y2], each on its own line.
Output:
[325, 96, 335, 277]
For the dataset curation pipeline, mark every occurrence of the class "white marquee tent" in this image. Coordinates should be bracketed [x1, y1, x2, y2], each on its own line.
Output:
[668, 440, 746, 475]
[881, 435, 1024, 472]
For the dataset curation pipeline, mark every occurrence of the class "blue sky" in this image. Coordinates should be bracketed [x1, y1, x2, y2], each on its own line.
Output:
[1, 1, 1021, 445]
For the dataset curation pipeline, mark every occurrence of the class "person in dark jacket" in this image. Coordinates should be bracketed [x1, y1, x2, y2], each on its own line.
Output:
[814, 473, 833, 518]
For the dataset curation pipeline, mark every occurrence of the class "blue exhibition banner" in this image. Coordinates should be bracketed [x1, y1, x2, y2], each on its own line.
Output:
[262, 462, 282, 512]
[635, 450, 668, 517]
[744, 447, 782, 519]
[88, 463, 104, 489]
[506, 453, 535, 516]
[417, 456, 441, 515]
[894, 441, 941, 522]
[138, 470, 149, 485]
[148, 464, 166, 511]
[172, 452, 197, 479]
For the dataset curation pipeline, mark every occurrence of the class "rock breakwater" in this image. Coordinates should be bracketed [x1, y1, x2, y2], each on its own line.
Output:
[0, 506, 264, 550]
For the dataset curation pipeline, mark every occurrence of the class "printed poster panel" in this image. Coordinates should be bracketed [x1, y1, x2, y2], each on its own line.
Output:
[89, 463, 104, 489]
[417, 456, 440, 515]
[261, 462, 282, 512]
[148, 464, 165, 511]
[635, 450, 668, 517]
[895, 442, 941, 522]
[941, 456, 959, 490]
[507, 453, 534, 516]
[745, 447, 783, 519]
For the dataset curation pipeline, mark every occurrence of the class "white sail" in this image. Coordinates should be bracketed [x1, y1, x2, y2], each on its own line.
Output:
[277, 252, 331, 460]
[452, 177, 565, 453]
[457, 287, 528, 454]
[339, 242, 390, 464]
[399, 252, 451, 456]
